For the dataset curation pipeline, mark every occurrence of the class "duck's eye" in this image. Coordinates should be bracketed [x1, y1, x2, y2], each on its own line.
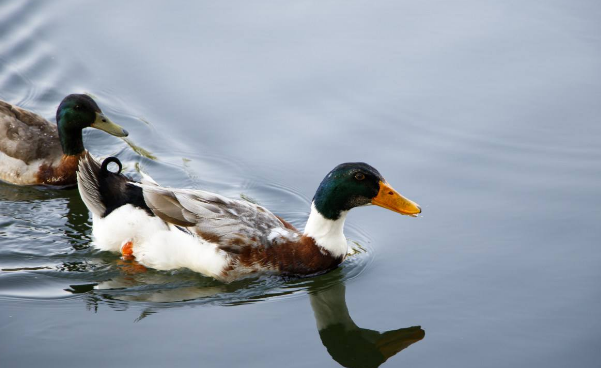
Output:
[74, 105, 80, 110]
[354, 173, 365, 181]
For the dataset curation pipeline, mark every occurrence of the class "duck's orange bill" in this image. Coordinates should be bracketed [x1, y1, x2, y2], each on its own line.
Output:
[371, 181, 421, 217]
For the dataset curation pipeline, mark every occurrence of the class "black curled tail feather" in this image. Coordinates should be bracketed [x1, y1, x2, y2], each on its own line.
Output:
[100, 157, 123, 176]
[77, 153, 152, 218]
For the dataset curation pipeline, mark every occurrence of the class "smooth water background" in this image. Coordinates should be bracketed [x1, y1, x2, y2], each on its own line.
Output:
[1, 0, 600, 367]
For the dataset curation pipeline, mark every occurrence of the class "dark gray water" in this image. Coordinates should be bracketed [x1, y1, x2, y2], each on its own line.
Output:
[1, 0, 600, 367]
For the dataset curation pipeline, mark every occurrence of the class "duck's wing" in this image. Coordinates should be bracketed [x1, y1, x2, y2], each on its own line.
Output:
[0, 100, 62, 164]
[134, 183, 301, 253]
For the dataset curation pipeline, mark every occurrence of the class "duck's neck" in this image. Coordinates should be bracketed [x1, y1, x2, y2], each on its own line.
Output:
[303, 202, 348, 259]
[57, 118, 85, 156]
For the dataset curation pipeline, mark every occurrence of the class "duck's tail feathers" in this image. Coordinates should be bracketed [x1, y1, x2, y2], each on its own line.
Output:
[140, 170, 159, 186]
[77, 153, 152, 218]
[77, 152, 106, 217]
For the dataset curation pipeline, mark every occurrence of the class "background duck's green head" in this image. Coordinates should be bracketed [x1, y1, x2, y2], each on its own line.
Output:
[313, 162, 421, 220]
[56, 94, 129, 155]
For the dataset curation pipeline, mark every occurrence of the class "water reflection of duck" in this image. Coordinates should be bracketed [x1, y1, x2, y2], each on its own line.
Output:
[69, 270, 424, 367]
[77, 155, 421, 282]
[310, 281, 424, 368]
[0, 181, 91, 251]
[0, 95, 128, 186]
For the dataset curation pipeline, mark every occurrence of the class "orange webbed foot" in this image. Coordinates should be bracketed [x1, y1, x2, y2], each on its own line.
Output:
[121, 241, 135, 260]
[117, 240, 147, 274]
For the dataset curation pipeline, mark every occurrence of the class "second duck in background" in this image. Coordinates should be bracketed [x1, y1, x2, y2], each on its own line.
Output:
[0, 94, 128, 187]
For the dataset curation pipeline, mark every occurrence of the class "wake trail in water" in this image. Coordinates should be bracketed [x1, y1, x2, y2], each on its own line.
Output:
[0, 0, 87, 113]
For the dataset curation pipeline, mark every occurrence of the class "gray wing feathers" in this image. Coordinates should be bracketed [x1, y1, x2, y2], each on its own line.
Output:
[141, 187, 197, 227]
[135, 183, 299, 250]
[76, 152, 106, 217]
[140, 170, 159, 186]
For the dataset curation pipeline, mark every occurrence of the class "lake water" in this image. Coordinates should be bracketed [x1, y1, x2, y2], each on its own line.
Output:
[1, 0, 600, 367]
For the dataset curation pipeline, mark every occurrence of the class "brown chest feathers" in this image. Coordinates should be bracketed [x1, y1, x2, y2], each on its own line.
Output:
[221, 235, 344, 280]
[36, 153, 83, 186]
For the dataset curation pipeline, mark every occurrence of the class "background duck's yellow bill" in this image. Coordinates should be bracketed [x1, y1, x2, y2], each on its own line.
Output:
[371, 181, 421, 217]
[91, 112, 129, 137]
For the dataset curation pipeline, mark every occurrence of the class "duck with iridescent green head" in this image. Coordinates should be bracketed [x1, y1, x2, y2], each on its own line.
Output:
[77, 156, 421, 282]
[0, 94, 128, 187]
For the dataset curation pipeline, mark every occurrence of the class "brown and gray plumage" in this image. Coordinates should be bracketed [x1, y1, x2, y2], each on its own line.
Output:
[0, 95, 128, 187]
[78, 155, 422, 282]
[139, 183, 342, 281]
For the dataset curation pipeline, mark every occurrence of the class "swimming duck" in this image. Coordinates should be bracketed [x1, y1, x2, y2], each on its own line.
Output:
[77, 154, 421, 282]
[0, 94, 128, 186]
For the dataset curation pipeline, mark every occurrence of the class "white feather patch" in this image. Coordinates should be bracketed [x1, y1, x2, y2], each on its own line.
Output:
[0, 151, 59, 185]
[303, 202, 349, 259]
[92, 204, 229, 279]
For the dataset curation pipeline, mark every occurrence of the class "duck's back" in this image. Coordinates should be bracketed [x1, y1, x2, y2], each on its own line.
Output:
[0, 100, 63, 185]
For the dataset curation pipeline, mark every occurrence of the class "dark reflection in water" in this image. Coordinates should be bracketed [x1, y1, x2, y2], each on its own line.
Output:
[309, 275, 424, 368]
[62, 189, 92, 251]
[0, 182, 91, 252]
[66, 268, 423, 367]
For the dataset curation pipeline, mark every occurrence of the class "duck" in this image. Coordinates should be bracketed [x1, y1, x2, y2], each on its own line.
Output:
[77, 154, 421, 282]
[0, 94, 129, 187]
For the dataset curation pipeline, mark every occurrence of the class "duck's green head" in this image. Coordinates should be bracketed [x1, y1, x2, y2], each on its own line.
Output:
[56, 94, 129, 155]
[313, 162, 421, 220]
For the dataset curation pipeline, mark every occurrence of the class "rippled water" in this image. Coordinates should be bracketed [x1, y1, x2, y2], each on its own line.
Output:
[1, 0, 600, 367]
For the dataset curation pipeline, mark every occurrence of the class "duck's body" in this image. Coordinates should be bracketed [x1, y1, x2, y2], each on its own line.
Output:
[77, 155, 421, 282]
[0, 95, 128, 187]
[89, 203, 342, 282]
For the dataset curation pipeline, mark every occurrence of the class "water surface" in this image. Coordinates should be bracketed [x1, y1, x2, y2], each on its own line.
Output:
[1, 0, 600, 367]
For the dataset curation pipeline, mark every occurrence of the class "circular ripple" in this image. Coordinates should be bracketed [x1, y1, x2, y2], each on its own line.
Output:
[0, 1, 376, 309]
